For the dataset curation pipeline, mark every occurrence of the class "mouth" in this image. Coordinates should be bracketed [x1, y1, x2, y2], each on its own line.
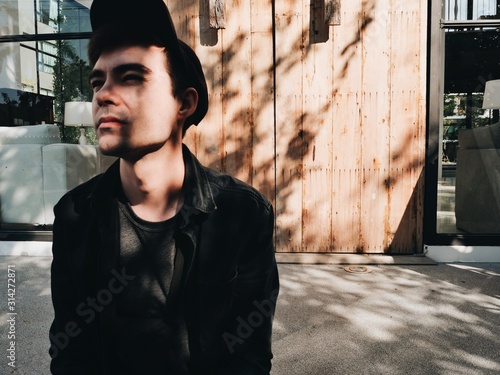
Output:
[96, 116, 125, 130]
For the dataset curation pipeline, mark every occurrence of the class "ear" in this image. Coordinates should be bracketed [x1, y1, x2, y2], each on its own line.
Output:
[177, 88, 198, 121]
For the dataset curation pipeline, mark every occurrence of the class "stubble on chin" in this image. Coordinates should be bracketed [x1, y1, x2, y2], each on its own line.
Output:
[97, 132, 129, 157]
[96, 123, 132, 157]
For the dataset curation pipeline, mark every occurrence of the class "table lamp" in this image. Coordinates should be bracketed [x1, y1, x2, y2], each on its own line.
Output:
[482, 79, 500, 110]
[64, 101, 93, 145]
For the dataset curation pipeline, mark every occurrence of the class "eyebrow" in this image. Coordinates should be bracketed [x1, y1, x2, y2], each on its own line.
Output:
[89, 63, 152, 81]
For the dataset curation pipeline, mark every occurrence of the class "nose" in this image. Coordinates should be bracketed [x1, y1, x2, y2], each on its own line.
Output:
[93, 80, 118, 107]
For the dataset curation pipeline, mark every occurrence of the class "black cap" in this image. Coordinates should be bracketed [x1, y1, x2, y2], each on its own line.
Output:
[90, 0, 208, 126]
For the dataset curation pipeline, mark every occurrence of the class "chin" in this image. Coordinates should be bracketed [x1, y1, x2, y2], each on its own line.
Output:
[99, 148, 120, 157]
[98, 139, 128, 157]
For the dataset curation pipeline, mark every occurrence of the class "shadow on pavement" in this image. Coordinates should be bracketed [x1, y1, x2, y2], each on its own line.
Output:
[272, 263, 500, 375]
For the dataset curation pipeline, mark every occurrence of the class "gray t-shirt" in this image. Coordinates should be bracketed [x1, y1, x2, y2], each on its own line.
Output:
[110, 199, 189, 373]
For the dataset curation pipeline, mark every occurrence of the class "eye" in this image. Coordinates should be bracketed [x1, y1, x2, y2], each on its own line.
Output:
[122, 74, 144, 83]
[90, 79, 103, 91]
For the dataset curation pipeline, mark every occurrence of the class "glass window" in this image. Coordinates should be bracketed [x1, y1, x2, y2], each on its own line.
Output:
[0, 0, 94, 233]
[36, 0, 58, 29]
[437, 0, 500, 235]
[38, 41, 57, 74]
[0, 0, 93, 127]
[444, 0, 498, 19]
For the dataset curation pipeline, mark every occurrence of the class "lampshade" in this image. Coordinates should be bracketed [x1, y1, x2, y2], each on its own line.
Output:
[64, 102, 93, 127]
[482, 80, 500, 109]
[64, 102, 93, 145]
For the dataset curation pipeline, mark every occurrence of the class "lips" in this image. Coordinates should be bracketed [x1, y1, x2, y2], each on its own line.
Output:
[97, 116, 125, 130]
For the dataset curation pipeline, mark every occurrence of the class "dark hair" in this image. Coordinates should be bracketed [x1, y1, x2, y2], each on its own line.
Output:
[88, 22, 186, 98]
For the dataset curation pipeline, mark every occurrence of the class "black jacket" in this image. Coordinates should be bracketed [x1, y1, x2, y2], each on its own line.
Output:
[49, 145, 279, 374]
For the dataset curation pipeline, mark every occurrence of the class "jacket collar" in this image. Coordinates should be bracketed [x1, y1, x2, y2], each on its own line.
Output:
[180, 144, 217, 216]
[88, 144, 217, 220]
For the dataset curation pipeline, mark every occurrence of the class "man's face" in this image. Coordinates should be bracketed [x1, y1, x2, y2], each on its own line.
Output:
[89, 45, 182, 159]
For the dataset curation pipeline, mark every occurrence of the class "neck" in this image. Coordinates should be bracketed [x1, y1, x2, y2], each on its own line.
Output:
[120, 142, 185, 222]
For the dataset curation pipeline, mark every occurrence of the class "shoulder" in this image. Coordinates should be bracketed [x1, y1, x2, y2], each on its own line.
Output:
[54, 160, 120, 216]
[53, 173, 102, 217]
[182, 145, 272, 218]
[202, 166, 273, 217]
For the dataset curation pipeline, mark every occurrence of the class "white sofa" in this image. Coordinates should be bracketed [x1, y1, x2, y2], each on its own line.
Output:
[0, 124, 115, 225]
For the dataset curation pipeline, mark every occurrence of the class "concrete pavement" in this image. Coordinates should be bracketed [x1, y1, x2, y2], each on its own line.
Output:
[0, 256, 499, 374]
[272, 262, 500, 375]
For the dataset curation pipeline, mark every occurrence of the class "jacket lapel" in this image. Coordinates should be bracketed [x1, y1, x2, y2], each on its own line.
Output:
[88, 161, 121, 371]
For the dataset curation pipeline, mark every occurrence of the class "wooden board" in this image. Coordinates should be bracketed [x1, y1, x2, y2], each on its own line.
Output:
[172, 0, 427, 254]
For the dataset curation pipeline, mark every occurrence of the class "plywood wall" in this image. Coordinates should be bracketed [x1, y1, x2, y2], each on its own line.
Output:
[170, 0, 427, 254]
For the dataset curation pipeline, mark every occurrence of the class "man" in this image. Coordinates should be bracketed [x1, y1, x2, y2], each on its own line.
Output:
[48, 0, 279, 373]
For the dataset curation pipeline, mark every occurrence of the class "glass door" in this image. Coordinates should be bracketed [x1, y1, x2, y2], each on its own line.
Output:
[436, 0, 500, 235]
